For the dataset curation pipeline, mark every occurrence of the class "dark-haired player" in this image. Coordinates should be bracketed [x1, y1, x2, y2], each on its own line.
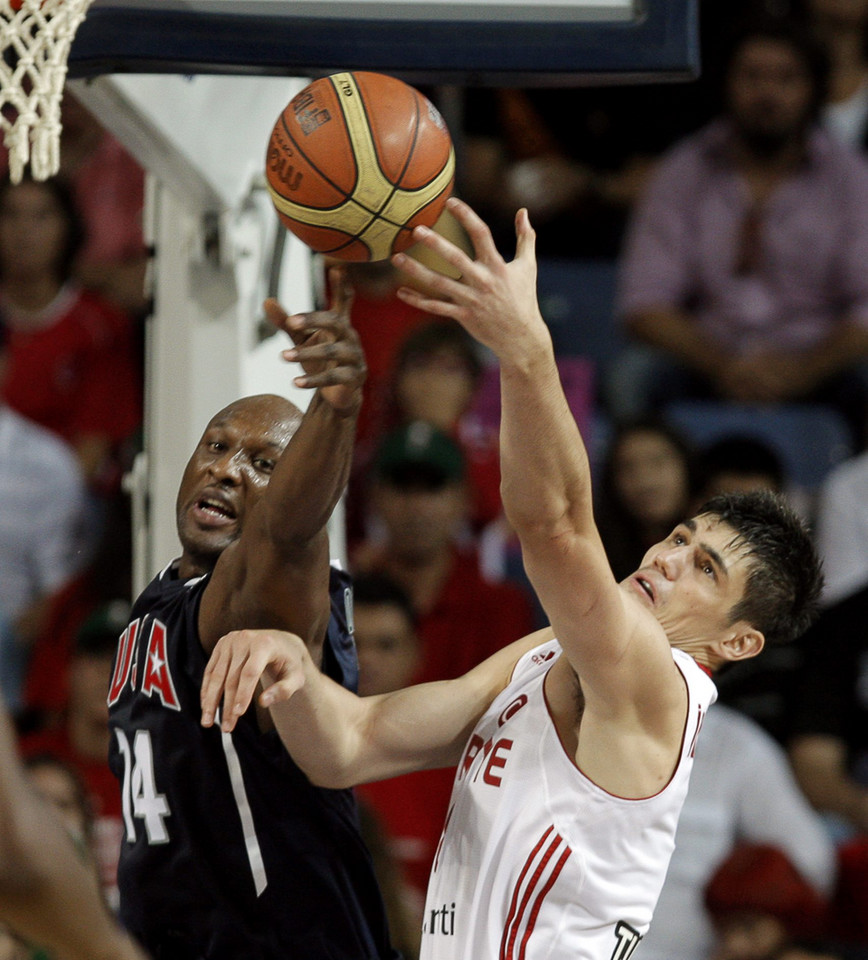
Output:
[201, 200, 824, 960]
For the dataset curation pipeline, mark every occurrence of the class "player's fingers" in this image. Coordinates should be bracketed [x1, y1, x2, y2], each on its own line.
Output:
[394, 285, 462, 321]
[514, 208, 537, 262]
[260, 671, 306, 708]
[263, 297, 293, 335]
[284, 311, 359, 340]
[218, 645, 252, 732]
[294, 364, 366, 390]
[284, 339, 363, 368]
[392, 251, 469, 304]
[225, 647, 271, 729]
[201, 639, 233, 726]
[327, 266, 355, 319]
[402, 223, 478, 283]
[443, 196, 502, 263]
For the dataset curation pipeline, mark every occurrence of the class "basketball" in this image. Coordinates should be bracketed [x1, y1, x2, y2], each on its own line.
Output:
[265, 71, 455, 262]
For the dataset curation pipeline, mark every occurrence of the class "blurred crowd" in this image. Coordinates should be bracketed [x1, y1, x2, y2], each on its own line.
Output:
[5, 1, 868, 956]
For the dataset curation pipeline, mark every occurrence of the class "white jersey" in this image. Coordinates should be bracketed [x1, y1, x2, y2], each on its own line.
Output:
[420, 638, 717, 960]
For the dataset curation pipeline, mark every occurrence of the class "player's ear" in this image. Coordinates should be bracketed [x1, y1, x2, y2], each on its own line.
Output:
[715, 624, 765, 663]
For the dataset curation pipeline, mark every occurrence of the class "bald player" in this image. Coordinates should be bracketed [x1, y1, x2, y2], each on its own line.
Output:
[107, 274, 399, 960]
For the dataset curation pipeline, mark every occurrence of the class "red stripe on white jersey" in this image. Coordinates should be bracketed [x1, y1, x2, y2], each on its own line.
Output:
[518, 844, 573, 959]
[500, 825, 572, 960]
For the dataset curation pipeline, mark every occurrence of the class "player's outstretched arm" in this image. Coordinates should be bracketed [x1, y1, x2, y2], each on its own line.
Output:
[201, 627, 548, 787]
[392, 200, 679, 713]
[255, 267, 365, 546]
[392, 201, 599, 562]
[201, 268, 366, 650]
[0, 695, 148, 960]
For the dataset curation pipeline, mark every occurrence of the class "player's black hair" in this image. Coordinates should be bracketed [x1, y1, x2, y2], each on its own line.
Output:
[0, 170, 86, 283]
[696, 490, 823, 646]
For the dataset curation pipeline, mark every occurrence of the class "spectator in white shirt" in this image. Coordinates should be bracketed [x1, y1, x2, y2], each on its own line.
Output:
[0, 324, 87, 711]
[637, 704, 836, 960]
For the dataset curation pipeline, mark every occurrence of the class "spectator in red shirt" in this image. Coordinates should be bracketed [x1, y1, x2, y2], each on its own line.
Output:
[0, 174, 142, 502]
[349, 319, 502, 550]
[0, 87, 148, 318]
[351, 421, 535, 686]
[704, 844, 833, 960]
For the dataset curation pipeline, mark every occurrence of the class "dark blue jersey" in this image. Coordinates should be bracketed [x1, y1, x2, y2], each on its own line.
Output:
[108, 561, 399, 960]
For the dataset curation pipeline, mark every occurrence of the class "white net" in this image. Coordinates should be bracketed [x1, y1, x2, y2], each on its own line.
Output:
[0, 0, 95, 183]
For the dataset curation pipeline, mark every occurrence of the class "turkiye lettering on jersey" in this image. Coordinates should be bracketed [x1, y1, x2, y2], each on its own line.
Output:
[611, 922, 643, 960]
[458, 694, 527, 785]
[419, 638, 717, 960]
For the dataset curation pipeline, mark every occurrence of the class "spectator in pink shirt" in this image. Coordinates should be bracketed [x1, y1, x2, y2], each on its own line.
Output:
[612, 15, 868, 448]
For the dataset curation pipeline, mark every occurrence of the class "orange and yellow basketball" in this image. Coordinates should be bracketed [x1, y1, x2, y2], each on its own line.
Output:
[265, 71, 455, 262]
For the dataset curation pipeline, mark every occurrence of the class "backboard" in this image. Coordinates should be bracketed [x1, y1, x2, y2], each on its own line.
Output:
[69, 0, 699, 85]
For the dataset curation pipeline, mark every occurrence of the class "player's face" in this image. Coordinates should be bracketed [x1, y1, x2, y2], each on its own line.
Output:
[176, 396, 301, 569]
[624, 515, 755, 654]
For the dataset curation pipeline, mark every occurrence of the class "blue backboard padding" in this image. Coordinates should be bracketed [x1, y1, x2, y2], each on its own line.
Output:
[67, 0, 698, 84]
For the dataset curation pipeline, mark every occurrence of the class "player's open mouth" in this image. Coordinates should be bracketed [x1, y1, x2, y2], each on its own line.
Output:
[635, 577, 655, 602]
[195, 496, 236, 522]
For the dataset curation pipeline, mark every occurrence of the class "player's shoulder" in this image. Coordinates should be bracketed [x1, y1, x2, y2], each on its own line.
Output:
[132, 561, 209, 619]
[671, 647, 718, 708]
[502, 629, 560, 685]
[514, 635, 560, 674]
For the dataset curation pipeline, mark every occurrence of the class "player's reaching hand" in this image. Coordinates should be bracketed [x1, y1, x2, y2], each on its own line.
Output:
[392, 197, 547, 363]
[201, 629, 310, 733]
[263, 266, 365, 416]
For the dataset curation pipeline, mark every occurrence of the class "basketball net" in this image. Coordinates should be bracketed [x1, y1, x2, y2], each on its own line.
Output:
[0, 0, 95, 184]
